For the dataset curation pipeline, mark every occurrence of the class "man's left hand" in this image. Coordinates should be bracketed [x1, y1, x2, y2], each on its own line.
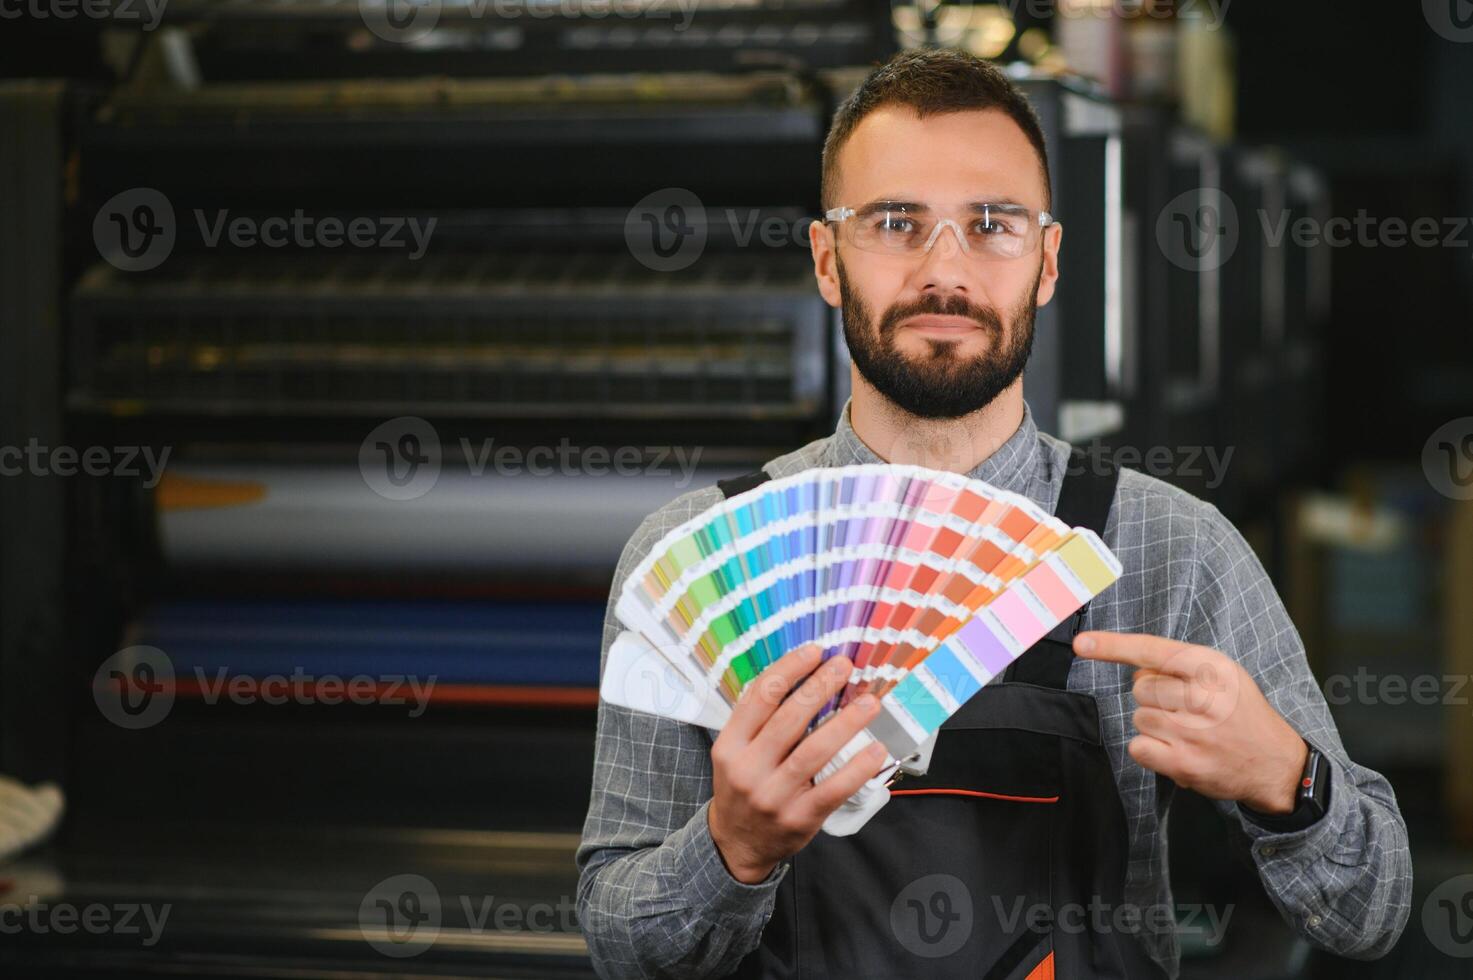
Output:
[1073, 631, 1309, 816]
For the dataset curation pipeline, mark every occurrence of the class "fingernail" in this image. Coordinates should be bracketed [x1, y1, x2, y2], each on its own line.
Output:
[855, 693, 877, 709]
[1075, 634, 1096, 654]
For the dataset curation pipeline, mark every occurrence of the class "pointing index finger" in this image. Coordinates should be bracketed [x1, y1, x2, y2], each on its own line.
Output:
[1073, 631, 1214, 677]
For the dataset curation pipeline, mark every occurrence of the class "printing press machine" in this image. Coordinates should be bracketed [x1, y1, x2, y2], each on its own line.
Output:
[0, 7, 1328, 976]
[0, 5, 889, 974]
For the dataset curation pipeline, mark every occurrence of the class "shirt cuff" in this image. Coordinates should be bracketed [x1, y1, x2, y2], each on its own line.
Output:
[675, 799, 790, 925]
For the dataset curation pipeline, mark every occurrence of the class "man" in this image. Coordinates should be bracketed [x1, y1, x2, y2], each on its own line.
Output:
[577, 49, 1411, 978]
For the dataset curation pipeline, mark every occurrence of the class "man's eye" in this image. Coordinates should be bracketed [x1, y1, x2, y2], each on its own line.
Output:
[876, 216, 916, 234]
[974, 219, 1021, 237]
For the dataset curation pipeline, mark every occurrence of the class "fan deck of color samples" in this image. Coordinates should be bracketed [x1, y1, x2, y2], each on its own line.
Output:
[613, 464, 1122, 761]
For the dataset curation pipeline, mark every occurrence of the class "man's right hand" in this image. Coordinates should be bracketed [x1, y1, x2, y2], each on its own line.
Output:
[707, 645, 890, 884]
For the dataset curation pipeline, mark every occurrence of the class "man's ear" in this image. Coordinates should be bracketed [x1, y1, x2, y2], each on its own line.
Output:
[810, 219, 842, 308]
[1034, 221, 1063, 308]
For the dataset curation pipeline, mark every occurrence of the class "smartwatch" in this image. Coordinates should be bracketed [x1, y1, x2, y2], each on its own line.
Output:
[1242, 740, 1331, 833]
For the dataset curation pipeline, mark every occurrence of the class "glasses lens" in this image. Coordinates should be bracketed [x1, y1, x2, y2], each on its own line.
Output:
[969, 207, 1037, 258]
[847, 210, 935, 253]
[840, 206, 1042, 259]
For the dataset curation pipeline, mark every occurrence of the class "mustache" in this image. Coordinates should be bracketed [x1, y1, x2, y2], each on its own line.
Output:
[878, 292, 1002, 338]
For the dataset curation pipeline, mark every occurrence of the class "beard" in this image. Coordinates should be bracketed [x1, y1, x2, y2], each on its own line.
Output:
[838, 256, 1040, 420]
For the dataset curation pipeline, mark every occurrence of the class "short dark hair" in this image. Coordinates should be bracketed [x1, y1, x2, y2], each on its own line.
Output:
[820, 49, 1052, 212]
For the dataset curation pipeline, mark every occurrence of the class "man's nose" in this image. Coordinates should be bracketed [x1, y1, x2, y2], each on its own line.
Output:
[916, 219, 974, 294]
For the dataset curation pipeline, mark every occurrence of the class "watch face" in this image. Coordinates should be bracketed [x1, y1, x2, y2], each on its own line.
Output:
[1302, 747, 1329, 814]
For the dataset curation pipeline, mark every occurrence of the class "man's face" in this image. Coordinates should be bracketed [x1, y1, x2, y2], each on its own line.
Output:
[813, 107, 1062, 420]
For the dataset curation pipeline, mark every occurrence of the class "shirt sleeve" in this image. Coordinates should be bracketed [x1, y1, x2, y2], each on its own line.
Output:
[1182, 503, 1413, 959]
[575, 509, 789, 979]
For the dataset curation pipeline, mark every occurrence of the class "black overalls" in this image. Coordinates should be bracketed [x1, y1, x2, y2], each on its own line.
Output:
[717, 451, 1170, 980]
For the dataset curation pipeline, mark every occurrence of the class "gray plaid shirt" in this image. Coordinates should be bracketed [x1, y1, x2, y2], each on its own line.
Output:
[576, 400, 1412, 979]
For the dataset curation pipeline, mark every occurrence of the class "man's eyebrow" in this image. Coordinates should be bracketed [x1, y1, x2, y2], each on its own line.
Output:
[854, 199, 930, 215]
[852, 198, 1035, 214]
[964, 199, 1031, 212]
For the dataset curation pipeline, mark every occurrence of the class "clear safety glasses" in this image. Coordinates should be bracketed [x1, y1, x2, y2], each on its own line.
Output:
[824, 202, 1056, 261]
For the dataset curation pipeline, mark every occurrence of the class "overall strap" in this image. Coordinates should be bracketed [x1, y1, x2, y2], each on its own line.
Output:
[1001, 447, 1120, 689]
[717, 469, 771, 499]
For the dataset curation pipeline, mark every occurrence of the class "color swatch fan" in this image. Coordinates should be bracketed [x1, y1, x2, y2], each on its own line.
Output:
[602, 464, 1122, 835]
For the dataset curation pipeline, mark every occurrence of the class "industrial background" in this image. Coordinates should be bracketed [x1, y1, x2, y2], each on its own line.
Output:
[1, 1, 1471, 977]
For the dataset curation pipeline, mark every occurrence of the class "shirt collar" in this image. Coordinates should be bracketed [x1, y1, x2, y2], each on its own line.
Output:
[825, 398, 1042, 498]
